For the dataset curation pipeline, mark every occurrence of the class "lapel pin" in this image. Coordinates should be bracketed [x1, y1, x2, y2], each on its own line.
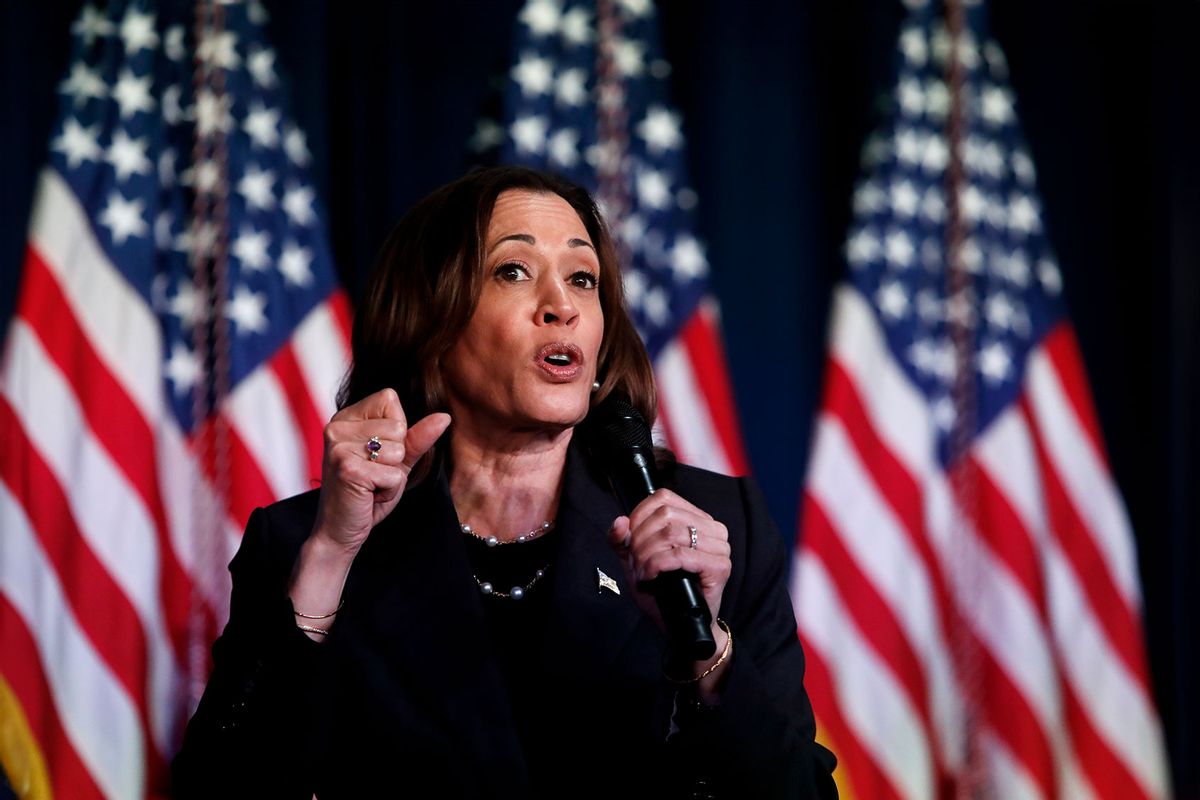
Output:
[597, 567, 620, 595]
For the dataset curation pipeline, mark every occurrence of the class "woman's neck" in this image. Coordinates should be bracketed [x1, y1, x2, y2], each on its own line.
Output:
[447, 422, 573, 541]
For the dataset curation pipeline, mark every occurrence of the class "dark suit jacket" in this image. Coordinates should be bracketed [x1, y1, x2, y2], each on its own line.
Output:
[173, 445, 837, 799]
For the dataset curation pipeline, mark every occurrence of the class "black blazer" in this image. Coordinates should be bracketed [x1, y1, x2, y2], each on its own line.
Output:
[173, 446, 837, 799]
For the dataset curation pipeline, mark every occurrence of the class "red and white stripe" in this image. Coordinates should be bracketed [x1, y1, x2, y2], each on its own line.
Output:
[0, 168, 351, 797]
[654, 298, 749, 476]
[792, 285, 1168, 799]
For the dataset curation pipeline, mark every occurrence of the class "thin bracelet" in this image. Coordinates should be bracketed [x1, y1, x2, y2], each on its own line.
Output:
[296, 623, 330, 636]
[293, 599, 344, 620]
[663, 618, 733, 684]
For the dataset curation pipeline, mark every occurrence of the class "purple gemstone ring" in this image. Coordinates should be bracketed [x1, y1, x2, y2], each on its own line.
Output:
[366, 436, 381, 461]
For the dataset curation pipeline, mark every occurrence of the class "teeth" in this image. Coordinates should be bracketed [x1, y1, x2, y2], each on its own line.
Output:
[546, 353, 571, 365]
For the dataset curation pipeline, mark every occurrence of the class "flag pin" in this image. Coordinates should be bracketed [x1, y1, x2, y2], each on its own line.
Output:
[597, 568, 620, 595]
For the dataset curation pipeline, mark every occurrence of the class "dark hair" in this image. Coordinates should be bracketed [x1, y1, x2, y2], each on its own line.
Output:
[337, 166, 657, 440]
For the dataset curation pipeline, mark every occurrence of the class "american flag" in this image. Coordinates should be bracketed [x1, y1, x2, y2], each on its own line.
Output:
[791, 2, 1169, 799]
[472, 0, 748, 475]
[0, 1, 350, 797]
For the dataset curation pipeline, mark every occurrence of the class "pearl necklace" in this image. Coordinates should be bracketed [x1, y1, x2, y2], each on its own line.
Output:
[474, 565, 549, 600]
[459, 520, 553, 547]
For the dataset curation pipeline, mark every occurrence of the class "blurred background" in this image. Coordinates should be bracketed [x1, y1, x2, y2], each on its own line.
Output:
[1, 1, 1196, 797]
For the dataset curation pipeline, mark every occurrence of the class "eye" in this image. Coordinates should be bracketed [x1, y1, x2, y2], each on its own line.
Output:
[495, 262, 530, 282]
[569, 270, 599, 289]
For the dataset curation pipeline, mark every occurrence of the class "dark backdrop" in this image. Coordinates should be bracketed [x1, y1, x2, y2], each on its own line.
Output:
[2, 1, 1196, 795]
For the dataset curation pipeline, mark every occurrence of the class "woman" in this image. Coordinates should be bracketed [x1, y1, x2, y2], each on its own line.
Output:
[173, 166, 837, 798]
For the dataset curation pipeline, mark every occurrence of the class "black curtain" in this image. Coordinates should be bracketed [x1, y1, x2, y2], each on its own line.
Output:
[1, 1, 1195, 795]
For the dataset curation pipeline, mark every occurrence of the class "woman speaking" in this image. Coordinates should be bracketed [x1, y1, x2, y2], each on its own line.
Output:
[173, 166, 838, 798]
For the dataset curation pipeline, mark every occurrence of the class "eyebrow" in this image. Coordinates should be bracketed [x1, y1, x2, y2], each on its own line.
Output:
[493, 233, 596, 252]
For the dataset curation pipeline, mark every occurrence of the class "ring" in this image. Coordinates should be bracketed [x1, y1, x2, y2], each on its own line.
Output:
[366, 436, 381, 462]
[688, 525, 698, 549]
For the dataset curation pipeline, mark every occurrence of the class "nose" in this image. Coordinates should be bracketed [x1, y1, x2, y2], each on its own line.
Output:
[536, 275, 578, 327]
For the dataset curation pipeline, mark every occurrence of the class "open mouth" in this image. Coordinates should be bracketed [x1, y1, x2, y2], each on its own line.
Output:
[536, 343, 583, 376]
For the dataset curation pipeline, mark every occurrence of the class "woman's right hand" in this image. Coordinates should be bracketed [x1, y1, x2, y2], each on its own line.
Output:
[311, 388, 452, 555]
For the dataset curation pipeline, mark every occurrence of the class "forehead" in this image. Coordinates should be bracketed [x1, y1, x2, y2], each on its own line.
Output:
[487, 189, 592, 244]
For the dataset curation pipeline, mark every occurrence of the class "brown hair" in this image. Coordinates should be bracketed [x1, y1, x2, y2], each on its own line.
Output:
[337, 166, 657, 438]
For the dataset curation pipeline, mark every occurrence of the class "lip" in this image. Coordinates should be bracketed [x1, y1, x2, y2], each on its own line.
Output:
[534, 342, 585, 382]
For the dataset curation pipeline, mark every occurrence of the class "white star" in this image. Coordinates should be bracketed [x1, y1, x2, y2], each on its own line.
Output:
[884, 229, 914, 267]
[176, 220, 219, 258]
[924, 79, 951, 120]
[511, 52, 554, 97]
[622, 269, 647, 305]
[643, 287, 670, 326]
[1011, 150, 1036, 186]
[547, 128, 580, 168]
[182, 159, 222, 193]
[921, 189, 946, 223]
[197, 30, 240, 70]
[469, 118, 505, 153]
[167, 282, 203, 327]
[164, 342, 201, 395]
[984, 42, 1009, 78]
[510, 115, 548, 155]
[930, 23, 951, 66]
[52, 118, 101, 168]
[158, 148, 177, 187]
[518, 0, 560, 36]
[283, 125, 311, 166]
[620, 214, 646, 249]
[164, 25, 185, 61]
[876, 281, 909, 320]
[560, 7, 592, 45]
[984, 292, 1016, 330]
[617, 0, 653, 17]
[248, 1, 269, 25]
[555, 68, 588, 107]
[897, 77, 924, 116]
[279, 241, 314, 287]
[909, 338, 956, 382]
[611, 37, 645, 78]
[636, 106, 683, 154]
[106, 129, 151, 182]
[979, 85, 1015, 126]
[946, 290, 977, 327]
[59, 63, 107, 107]
[162, 85, 184, 125]
[72, 5, 115, 46]
[243, 103, 281, 149]
[283, 185, 316, 226]
[225, 285, 268, 335]
[1008, 194, 1040, 234]
[636, 169, 672, 210]
[852, 181, 886, 215]
[111, 68, 155, 118]
[233, 227, 270, 271]
[894, 128, 923, 165]
[669, 235, 707, 281]
[238, 164, 275, 211]
[585, 141, 619, 172]
[985, 198, 1009, 230]
[890, 180, 919, 217]
[955, 32, 980, 70]
[957, 238, 983, 273]
[154, 210, 174, 249]
[922, 134, 949, 173]
[899, 26, 927, 66]
[862, 133, 890, 166]
[996, 248, 1031, 287]
[916, 289, 943, 322]
[845, 227, 880, 267]
[959, 185, 987, 224]
[119, 7, 158, 54]
[1038, 257, 1062, 295]
[99, 192, 148, 244]
[247, 47, 277, 88]
[978, 341, 1012, 384]
[194, 89, 234, 136]
[920, 238, 943, 271]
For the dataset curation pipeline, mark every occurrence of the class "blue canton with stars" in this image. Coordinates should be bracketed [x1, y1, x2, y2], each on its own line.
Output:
[48, 0, 338, 432]
[473, 0, 711, 361]
[845, 0, 1068, 465]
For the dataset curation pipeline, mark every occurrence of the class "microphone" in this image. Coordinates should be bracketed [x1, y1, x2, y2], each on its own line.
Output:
[587, 394, 716, 661]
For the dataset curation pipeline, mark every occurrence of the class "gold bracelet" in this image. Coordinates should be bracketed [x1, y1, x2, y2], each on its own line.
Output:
[663, 618, 733, 684]
[293, 599, 344, 620]
[296, 623, 331, 636]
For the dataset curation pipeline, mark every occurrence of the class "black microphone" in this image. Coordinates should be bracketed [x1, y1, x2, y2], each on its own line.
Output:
[588, 394, 716, 661]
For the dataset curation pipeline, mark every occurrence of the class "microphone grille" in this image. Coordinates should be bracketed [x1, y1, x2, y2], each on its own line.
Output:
[592, 394, 654, 450]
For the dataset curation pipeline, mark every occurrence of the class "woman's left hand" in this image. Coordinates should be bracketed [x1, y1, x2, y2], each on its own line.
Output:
[606, 489, 731, 638]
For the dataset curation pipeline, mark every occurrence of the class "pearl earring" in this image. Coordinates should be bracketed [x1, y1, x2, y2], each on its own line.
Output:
[592, 381, 601, 392]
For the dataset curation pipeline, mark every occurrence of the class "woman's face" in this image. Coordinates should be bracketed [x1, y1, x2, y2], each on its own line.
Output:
[442, 189, 605, 434]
